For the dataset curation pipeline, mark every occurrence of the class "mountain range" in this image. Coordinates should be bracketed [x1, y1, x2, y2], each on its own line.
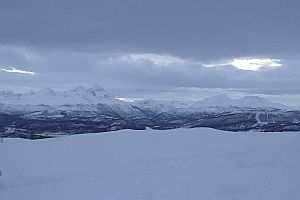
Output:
[0, 85, 299, 139]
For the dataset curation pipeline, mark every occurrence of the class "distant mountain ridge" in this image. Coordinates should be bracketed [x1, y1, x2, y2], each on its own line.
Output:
[0, 84, 118, 106]
[0, 85, 287, 110]
[190, 94, 287, 110]
[1, 85, 298, 139]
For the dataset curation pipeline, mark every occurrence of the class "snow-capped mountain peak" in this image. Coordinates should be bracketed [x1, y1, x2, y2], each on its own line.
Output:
[0, 86, 288, 111]
[0, 90, 17, 98]
[89, 83, 105, 92]
[0, 85, 117, 106]
[73, 85, 85, 92]
[35, 87, 57, 96]
[190, 95, 286, 110]
[191, 95, 232, 108]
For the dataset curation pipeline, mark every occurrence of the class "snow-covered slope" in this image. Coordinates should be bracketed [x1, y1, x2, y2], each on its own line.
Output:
[0, 84, 118, 106]
[0, 85, 147, 117]
[190, 95, 286, 110]
[132, 95, 287, 115]
[133, 99, 192, 115]
[0, 86, 287, 111]
[1, 128, 300, 200]
[235, 96, 287, 108]
[0, 86, 290, 126]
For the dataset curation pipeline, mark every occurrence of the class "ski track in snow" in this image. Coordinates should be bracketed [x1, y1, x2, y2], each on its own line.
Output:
[255, 112, 268, 126]
[255, 112, 262, 124]
[0, 128, 300, 200]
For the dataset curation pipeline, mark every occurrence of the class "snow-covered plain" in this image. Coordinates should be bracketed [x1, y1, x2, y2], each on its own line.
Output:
[0, 128, 300, 200]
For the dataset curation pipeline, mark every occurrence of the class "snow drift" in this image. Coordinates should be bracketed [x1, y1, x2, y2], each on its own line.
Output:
[0, 128, 300, 200]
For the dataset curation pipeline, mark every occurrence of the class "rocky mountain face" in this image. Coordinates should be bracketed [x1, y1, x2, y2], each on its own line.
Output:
[0, 86, 299, 139]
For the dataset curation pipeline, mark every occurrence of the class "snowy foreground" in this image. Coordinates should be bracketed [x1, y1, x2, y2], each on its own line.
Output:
[1, 128, 300, 200]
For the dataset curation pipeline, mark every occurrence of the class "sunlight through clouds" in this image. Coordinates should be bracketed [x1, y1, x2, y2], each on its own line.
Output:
[231, 58, 282, 71]
[204, 57, 283, 71]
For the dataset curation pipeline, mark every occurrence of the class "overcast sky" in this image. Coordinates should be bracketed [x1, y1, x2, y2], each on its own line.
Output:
[0, 0, 299, 106]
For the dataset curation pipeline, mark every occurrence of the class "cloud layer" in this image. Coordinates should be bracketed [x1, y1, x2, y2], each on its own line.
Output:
[203, 58, 283, 71]
[0, 0, 299, 59]
[0, 46, 299, 98]
[0, 0, 299, 105]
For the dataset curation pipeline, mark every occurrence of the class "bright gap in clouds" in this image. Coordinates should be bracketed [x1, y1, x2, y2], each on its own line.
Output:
[0, 67, 36, 75]
[204, 58, 282, 71]
[231, 58, 282, 71]
[117, 54, 283, 71]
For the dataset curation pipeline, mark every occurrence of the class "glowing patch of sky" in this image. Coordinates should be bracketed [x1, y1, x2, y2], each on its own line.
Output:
[204, 58, 282, 71]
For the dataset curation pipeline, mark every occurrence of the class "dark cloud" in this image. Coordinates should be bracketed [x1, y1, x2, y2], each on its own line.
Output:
[0, 0, 299, 58]
[0, 0, 299, 105]
[0, 47, 299, 92]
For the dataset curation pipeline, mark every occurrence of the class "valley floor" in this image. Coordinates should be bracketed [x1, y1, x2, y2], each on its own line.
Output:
[0, 128, 300, 200]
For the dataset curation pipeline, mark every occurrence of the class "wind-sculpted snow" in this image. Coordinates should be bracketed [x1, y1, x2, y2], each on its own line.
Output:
[0, 86, 299, 139]
[1, 128, 300, 200]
